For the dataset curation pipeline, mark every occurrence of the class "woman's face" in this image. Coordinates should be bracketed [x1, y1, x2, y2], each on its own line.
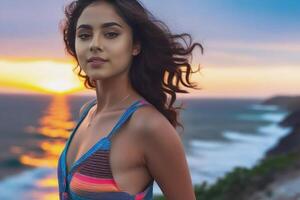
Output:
[75, 1, 140, 81]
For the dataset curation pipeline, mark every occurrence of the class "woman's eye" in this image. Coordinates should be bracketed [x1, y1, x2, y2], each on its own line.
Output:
[105, 32, 119, 38]
[78, 34, 90, 39]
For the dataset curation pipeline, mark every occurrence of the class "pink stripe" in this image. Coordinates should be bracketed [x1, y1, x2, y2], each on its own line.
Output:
[140, 99, 149, 105]
[135, 192, 145, 200]
[71, 178, 118, 192]
[74, 173, 115, 184]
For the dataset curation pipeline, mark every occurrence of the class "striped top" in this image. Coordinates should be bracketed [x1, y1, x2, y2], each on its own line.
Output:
[57, 98, 154, 200]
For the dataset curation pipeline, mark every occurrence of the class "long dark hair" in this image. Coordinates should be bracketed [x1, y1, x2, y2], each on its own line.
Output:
[60, 0, 204, 133]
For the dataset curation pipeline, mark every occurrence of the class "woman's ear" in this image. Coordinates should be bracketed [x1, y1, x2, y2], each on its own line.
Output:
[132, 41, 141, 56]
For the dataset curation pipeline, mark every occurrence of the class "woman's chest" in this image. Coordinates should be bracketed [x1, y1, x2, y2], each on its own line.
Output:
[66, 116, 145, 175]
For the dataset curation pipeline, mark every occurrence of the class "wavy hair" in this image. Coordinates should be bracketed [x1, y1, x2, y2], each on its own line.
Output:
[59, 0, 204, 133]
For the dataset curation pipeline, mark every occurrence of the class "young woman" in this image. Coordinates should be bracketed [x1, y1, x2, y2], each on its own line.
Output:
[57, 0, 203, 199]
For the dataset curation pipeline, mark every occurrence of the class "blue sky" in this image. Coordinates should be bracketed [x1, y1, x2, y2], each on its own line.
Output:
[0, 0, 299, 68]
[1, 0, 299, 97]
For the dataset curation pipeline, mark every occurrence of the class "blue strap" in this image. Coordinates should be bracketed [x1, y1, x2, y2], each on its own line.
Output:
[60, 98, 97, 191]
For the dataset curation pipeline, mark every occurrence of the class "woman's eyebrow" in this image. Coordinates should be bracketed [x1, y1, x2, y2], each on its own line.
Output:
[76, 22, 123, 30]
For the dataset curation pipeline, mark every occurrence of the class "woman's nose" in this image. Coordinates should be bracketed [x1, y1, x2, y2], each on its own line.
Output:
[89, 36, 103, 52]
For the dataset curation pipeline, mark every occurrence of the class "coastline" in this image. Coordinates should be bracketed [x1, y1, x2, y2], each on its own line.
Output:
[248, 95, 300, 199]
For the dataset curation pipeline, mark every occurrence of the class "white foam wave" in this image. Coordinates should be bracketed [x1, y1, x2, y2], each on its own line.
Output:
[258, 123, 291, 136]
[186, 118, 291, 186]
[260, 113, 289, 123]
[238, 112, 289, 123]
[250, 104, 279, 111]
[189, 140, 224, 149]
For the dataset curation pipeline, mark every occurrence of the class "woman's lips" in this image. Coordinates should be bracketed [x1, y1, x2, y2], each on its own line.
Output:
[88, 60, 107, 68]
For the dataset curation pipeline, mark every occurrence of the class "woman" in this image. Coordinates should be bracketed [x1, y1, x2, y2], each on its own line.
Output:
[57, 0, 203, 199]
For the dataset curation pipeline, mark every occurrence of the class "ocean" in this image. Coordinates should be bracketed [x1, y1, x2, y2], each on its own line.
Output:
[0, 93, 291, 200]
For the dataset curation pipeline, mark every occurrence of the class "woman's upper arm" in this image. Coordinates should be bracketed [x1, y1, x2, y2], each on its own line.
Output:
[141, 114, 196, 200]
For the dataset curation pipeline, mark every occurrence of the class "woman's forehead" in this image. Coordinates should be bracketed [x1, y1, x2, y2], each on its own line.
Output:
[77, 2, 125, 29]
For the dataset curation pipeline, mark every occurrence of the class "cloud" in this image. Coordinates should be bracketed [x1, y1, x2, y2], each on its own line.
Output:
[209, 40, 300, 53]
[197, 39, 300, 68]
[0, 0, 299, 66]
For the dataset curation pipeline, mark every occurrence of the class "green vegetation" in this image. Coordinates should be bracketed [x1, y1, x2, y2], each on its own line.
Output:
[153, 151, 299, 200]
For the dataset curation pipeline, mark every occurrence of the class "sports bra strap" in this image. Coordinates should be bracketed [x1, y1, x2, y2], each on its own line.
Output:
[80, 98, 150, 120]
[78, 98, 151, 140]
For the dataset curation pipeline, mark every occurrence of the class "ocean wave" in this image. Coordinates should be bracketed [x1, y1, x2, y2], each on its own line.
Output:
[250, 104, 279, 111]
[0, 167, 57, 200]
[187, 119, 292, 186]
[260, 113, 289, 123]
[258, 123, 291, 136]
[223, 131, 263, 143]
[189, 140, 224, 149]
[237, 112, 289, 123]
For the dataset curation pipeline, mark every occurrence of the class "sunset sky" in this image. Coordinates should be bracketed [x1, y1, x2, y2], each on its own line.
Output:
[0, 0, 299, 99]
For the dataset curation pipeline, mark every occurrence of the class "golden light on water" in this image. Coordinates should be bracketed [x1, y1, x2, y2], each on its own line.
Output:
[36, 96, 75, 138]
[37, 126, 73, 138]
[19, 154, 58, 168]
[15, 95, 77, 199]
[20, 95, 74, 168]
[41, 193, 59, 200]
[35, 172, 60, 200]
[37, 177, 58, 188]
[40, 141, 66, 157]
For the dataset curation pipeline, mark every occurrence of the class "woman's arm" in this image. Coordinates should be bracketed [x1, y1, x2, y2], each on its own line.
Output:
[141, 113, 196, 200]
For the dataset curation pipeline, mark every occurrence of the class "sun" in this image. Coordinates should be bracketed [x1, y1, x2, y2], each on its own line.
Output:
[0, 59, 84, 95]
[40, 79, 81, 94]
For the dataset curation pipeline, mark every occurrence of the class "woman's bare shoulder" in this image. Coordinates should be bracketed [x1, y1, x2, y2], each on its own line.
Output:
[132, 104, 161, 125]
[130, 103, 176, 140]
[79, 98, 95, 117]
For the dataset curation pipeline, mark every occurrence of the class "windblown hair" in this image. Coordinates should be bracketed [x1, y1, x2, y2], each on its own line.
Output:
[60, 0, 204, 133]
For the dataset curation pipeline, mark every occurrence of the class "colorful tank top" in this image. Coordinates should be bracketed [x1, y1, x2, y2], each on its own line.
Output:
[57, 98, 154, 200]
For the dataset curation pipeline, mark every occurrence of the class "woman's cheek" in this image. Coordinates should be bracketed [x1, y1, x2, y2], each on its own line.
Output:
[75, 43, 87, 71]
[112, 44, 133, 69]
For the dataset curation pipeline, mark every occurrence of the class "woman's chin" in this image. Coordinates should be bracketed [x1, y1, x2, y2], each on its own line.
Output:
[89, 74, 109, 82]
